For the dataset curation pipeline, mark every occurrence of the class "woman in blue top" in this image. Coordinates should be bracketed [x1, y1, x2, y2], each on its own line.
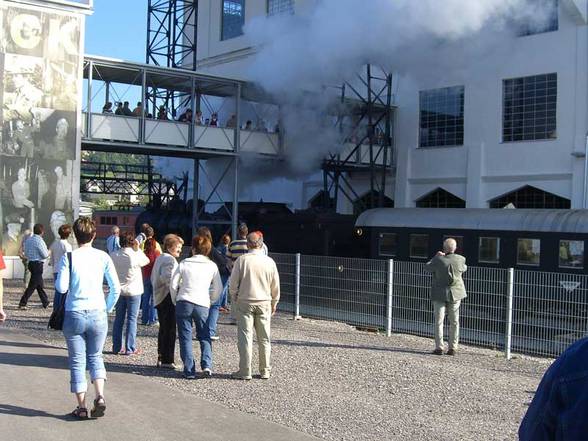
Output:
[56, 217, 120, 420]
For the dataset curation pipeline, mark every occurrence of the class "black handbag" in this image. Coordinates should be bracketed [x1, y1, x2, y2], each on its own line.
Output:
[48, 252, 72, 331]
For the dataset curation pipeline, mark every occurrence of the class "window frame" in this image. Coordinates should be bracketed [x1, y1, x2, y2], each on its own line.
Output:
[502, 73, 557, 143]
[516, 238, 541, 267]
[267, 0, 294, 16]
[558, 239, 585, 270]
[418, 85, 465, 148]
[221, 0, 245, 41]
[378, 233, 398, 257]
[409, 234, 429, 259]
[518, 0, 558, 36]
[478, 237, 500, 264]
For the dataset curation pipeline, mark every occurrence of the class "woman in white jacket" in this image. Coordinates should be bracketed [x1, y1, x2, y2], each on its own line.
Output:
[171, 235, 222, 379]
[151, 234, 183, 369]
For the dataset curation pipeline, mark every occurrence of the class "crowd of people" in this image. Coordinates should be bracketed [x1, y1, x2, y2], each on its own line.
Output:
[101, 101, 278, 132]
[2, 226, 588, 435]
[4, 217, 280, 419]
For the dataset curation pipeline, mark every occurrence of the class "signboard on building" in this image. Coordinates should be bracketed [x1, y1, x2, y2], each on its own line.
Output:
[0, 1, 85, 255]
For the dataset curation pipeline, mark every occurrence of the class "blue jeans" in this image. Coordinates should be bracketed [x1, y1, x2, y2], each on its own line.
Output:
[112, 295, 141, 354]
[141, 279, 158, 325]
[53, 273, 62, 313]
[176, 301, 212, 376]
[63, 309, 108, 393]
[207, 280, 228, 337]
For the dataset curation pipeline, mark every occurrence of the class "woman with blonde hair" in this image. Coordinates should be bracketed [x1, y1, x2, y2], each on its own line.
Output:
[151, 234, 184, 368]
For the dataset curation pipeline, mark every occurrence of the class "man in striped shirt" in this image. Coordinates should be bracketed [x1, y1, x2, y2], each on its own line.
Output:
[227, 223, 249, 264]
[19, 223, 50, 309]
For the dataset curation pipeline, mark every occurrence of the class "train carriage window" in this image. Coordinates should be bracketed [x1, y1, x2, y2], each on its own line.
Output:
[379, 233, 398, 256]
[517, 238, 541, 266]
[409, 234, 429, 258]
[559, 240, 584, 269]
[443, 235, 464, 254]
[479, 237, 500, 263]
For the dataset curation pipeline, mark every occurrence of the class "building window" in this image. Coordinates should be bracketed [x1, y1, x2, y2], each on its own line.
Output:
[559, 240, 584, 269]
[517, 238, 541, 266]
[379, 233, 398, 257]
[518, 0, 558, 36]
[489, 185, 570, 209]
[416, 188, 466, 208]
[409, 234, 429, 258]
[222, 0, 245, 40]
[503, 73, 557, 142]
[268, 0, 294, 16]
[419, 86, 464, 148]
[479, 237, 500, 263]
[443, 235, 464, 255]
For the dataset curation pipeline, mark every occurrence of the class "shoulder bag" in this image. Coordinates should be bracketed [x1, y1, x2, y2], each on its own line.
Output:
[48, 251, 72, 331]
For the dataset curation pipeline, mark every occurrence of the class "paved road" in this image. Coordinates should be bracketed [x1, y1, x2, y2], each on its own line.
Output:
[0, 327, 317, 441]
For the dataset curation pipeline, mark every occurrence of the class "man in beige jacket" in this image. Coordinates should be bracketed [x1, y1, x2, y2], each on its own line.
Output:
[229, 232, 280, 380]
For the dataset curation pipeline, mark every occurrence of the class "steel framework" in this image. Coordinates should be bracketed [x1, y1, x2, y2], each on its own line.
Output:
[146, 0, 198, 116]
[322, 64, 395, 214]
[80, 161, 186, 208]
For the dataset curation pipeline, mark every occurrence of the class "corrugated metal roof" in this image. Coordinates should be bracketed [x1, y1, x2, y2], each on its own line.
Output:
[355, 209, 588, 234]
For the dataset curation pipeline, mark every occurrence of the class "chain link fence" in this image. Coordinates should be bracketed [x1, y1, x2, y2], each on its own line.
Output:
[271, 252, 588, 358]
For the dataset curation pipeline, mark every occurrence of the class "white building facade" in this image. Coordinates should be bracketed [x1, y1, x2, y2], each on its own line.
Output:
[191, 0, 588, 212]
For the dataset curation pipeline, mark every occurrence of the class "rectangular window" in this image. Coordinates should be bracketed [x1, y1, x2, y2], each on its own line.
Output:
[559, 240, 584, 269]
[443, 235, 464, 254]
[419, 86, 464, 148]
[409, 234, 429, 258]
[268, 0, 294, 16]
[378, 233, 398, 257]
[503, 73, 557, 142]
[100, 216, 106, 225]
[479, 237, 500, 263]
[517, 238, 541, 266]
[222, 0, 245, 40]
[518, 0, 558, 36]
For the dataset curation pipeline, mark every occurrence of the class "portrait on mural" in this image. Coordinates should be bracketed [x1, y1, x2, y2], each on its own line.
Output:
[0, 2, 81, 255]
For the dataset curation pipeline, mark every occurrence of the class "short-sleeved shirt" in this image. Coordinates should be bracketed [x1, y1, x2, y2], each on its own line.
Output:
[227, 239, 248, 262]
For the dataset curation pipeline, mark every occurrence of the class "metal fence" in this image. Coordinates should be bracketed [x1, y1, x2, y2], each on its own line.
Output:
[271, 253, 588, 359]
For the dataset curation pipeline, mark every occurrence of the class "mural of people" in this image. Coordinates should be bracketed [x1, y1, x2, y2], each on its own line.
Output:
[0, 3, 81, 256]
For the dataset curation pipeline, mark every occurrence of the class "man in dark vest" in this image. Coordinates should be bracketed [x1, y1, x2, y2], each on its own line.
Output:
[425, 238, 467, 356]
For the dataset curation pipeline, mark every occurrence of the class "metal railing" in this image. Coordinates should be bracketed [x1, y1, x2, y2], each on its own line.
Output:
[271, 253, 588, 359]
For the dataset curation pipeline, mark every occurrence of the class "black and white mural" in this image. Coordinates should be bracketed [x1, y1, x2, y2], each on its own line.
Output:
[0, 2, 83, 255]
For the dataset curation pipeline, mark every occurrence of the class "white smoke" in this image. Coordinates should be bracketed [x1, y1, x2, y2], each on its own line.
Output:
[245, 0, 550, 94]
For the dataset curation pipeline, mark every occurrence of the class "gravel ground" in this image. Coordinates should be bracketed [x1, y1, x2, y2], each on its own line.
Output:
[2, 280, 552, 441]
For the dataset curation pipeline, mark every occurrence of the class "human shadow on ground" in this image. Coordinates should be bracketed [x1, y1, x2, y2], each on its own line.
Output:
[0, 403, 72, 421]
[0, 339, 60, 350]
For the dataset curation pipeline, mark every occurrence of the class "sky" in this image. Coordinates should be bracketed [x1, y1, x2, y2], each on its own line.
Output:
[85, 0, 147, 62]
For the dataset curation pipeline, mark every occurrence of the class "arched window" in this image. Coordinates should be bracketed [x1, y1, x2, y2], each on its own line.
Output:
[416, 188, 465, 208]
[489, 186, 570, 209]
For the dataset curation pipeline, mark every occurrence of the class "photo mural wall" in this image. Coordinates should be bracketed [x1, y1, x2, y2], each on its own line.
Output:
[0, 1, 84, 256]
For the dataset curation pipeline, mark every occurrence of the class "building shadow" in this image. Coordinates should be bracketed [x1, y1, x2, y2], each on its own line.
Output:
[272, 339, 427, 356]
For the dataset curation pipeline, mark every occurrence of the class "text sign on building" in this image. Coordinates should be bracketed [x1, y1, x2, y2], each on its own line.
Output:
[0, 1, 84, 255]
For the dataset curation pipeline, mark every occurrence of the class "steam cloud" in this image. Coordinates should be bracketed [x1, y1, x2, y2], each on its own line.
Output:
[240, 0, 553, 174]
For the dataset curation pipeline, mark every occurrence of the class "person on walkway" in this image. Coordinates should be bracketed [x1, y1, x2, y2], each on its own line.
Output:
[49, 224, 72, 312]
[18, 224, 50, 309]
[227, 223, 249, 264]
[106, 226, 121, 254]
[151, 234, 183, 369]
[229, 232, 280, 380]
[519, 336, 588, 440]
[170, 235, 222, 379]
[0, 249, 6, 322]
[55, 217, 120, 419]
[141, 237, 160, 326]
[110, 231, 150, 355]
[424, 238, 467, 356]
[197, 227, 231, 341]
[18, 228, 32, 287]
[122, 101, 133, 116]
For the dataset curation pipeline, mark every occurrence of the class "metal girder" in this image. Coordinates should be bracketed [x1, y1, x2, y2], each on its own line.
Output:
[322, 64, 395, 212]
